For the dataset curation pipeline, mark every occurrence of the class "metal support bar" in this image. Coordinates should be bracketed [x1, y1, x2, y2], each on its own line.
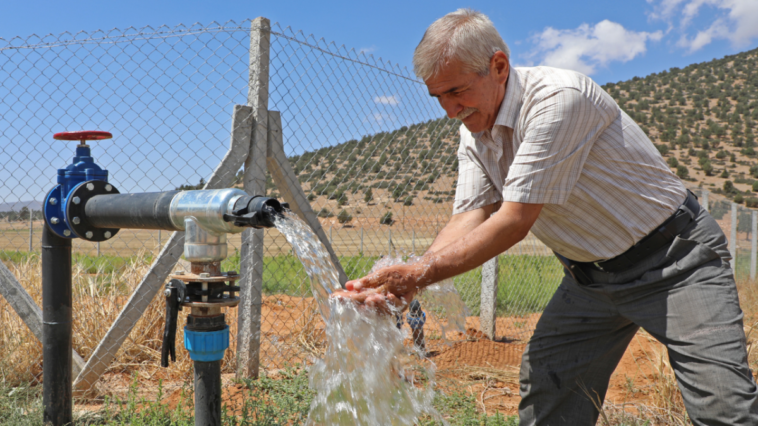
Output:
[237, 16, 271, 379]
[480, 255, 499, 340]
[266, 111, 348, 285]
[42, 224, 72, 426]
[74, 104, 253, 392]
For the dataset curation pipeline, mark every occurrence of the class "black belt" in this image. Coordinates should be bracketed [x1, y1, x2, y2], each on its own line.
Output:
[560, 190, 700, 279]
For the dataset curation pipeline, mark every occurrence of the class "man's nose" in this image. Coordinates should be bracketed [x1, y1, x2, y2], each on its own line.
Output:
[438, 97, 462, 119]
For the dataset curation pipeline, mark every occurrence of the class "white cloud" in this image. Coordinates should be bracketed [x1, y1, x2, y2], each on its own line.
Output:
[358, 46, 376, 55]
[648, 0, 758, 52]
[528, 20, 663, 75]
[373, 95, 399, 106]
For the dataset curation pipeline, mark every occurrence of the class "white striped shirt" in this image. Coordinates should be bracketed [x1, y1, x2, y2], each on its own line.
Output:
[453, 66, 687, 262]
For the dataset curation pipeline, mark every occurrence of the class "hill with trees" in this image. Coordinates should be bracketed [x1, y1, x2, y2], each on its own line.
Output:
[237, 47, 758, 222]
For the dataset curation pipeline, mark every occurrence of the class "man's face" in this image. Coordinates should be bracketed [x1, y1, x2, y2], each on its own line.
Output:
[425, 52, 509, 133]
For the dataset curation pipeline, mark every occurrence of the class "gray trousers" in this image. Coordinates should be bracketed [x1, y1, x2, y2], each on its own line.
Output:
[518, 206, 758, 425]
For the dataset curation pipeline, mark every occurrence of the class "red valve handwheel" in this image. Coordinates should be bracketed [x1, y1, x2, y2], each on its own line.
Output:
[53, 131, 113, 142]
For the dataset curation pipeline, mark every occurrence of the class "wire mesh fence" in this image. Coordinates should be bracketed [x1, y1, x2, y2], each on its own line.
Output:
[1, 18, 755, 412]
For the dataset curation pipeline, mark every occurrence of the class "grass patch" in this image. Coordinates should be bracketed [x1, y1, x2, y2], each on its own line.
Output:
[1, 369, 520, 425]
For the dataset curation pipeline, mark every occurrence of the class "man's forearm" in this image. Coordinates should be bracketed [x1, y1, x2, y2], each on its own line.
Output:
[427, 203, 497, 254]
[423, 202, 543, 285]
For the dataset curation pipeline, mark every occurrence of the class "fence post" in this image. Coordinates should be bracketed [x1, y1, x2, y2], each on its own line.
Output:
[730, 203, 737, 271]
[480, 255, 499, 340]
[751, 211, 757, 281]
[702, 188, 709, 212]
[158, 229, 162, 251]
[388, 230, 392, 257]
[28, 209, 33, 252]
[96, 242, 100, 257]
[360, 227, 363, 254]
[412, 230, 415, 254]
[329, 226, 332, 244]
[237, 16, 271, 380]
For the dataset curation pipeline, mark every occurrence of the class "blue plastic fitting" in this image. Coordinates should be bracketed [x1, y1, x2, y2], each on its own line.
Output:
[406, 311, 426, 330]
[44, 144, 109, 238]
[184, 326, 230, 362]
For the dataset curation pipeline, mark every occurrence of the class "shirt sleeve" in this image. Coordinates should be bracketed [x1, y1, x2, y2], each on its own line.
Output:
[453, 126, 501, 215]
[502, 87, 616, 205]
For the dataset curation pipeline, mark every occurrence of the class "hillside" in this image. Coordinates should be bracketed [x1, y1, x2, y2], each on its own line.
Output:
[252, 48, 758, 223]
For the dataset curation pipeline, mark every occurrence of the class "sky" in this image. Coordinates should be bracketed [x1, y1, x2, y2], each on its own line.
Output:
[2, 0, 758, 86]
[2, 0, 758, 205]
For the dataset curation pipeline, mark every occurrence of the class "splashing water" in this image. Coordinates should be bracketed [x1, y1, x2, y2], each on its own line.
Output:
[273, 212, 458, 425]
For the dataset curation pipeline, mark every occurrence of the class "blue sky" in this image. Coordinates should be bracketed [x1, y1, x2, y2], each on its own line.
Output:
[2, 0, 757, 85]
[2, 0, 758, 205]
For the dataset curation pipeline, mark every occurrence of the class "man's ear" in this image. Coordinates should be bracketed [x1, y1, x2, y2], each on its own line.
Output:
[491, 51, 509, 84]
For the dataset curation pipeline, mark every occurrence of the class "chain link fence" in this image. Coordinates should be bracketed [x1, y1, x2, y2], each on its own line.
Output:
[4, 18, 753, 410]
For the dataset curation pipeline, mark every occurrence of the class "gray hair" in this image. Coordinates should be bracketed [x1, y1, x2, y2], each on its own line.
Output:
[413, 9, 510, 81]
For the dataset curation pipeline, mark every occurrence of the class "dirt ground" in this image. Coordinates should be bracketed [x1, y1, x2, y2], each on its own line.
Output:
[70, 294, 715, 420]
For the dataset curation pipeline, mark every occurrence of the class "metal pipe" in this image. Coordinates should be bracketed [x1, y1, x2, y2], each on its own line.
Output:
[42, 224, 72, 426]
[194, 360, 222, 426]
[84, 190, 180, 230]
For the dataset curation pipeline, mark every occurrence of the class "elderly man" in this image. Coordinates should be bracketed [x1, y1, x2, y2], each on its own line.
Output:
[343, 8, 758, 426]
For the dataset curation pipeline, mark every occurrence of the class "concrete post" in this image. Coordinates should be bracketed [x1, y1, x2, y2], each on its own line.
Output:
[237, 16, 271, 380]
[752, 211, 757, 281]
[480, 255, 499, 340]
[730, 203, 737, 271]
[702, 188, 709, 212]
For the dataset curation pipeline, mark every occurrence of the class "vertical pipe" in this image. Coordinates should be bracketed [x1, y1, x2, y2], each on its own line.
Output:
[158, 229, 162, 250]
[329, 226, 332, 244]
[730, 203, 737, 271]
[97, 242, 101, 257]
[28, 209, 33, 252]
[752, 211, 757, 281]
[194, 360, 222, 426]
[42, 224, 72, 426]
[702, 188, 709, 212]
[360, 227, 363, 254]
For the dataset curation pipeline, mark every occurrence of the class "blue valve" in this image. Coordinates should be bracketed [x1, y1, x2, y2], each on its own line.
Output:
[44, 131, 111, 238]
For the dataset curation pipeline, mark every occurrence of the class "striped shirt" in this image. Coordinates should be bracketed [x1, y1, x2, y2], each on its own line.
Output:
[453, 66, 687, 262]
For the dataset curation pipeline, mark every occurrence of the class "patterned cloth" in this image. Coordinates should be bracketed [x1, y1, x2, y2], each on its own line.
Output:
[453, 66, 687, 262]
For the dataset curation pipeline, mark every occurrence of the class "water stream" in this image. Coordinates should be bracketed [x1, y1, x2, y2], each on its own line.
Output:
[273, 212, 468, 425]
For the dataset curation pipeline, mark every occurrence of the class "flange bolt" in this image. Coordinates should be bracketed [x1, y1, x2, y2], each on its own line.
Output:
[51, 217, 59, 225]
[49, 198, 57, 205]
[104, 231, 112, 239]
[85, 231, 93, 239]
[72, 197, 81, 205]
[72, 217, 80, 225]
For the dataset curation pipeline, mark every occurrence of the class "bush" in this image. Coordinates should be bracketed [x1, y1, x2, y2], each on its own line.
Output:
[364, 188, 373, 203]
[317, 208, 334, 218]
[337, 209, 352, 224]
[721, 169, 730, 178]
[702, 161, 714, 176]
[753, 181, 758, 192]
[379, 211, 394, 225]
[734, 193, 744, 204]
[746, 197, 758, 207]
[667, 157, 679, 168]
[676, 165, 689, 179]
[403, 196, 413, 206]
[724, 180, 736, 194]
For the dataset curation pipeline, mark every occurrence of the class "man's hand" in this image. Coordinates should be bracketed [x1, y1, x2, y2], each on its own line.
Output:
[335, 262, 432, 312]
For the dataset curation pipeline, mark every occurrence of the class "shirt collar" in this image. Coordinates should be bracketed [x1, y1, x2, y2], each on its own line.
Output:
[472, 67, 523, 141]
[494, 67, 523, 130]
